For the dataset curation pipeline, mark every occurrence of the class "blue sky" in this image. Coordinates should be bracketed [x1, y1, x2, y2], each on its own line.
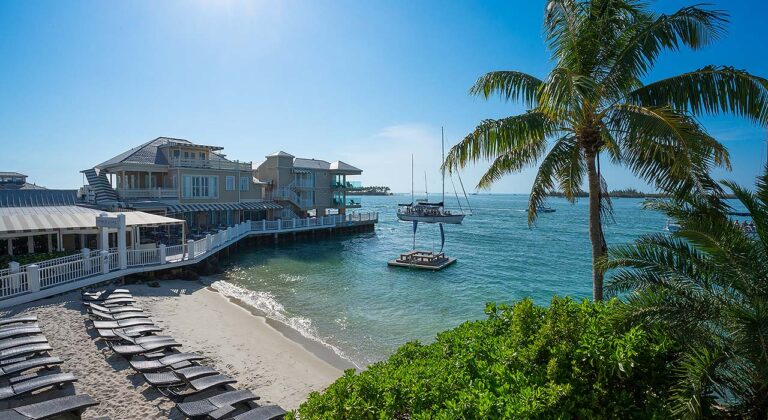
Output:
[0, 0, 766, 194]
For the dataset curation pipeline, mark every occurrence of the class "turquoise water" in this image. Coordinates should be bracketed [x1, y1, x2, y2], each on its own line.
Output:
[215, 195, 671, 367]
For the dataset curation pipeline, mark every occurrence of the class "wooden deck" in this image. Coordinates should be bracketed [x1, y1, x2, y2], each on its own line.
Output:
[387, 250, 457, 271]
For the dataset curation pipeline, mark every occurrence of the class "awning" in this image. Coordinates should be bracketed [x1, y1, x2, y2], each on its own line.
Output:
[166, 201, 281, 214]
[0, 206, 184, 234]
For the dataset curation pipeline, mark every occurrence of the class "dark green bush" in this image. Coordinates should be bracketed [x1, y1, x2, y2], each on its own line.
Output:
[0, 251, 77, 269]
[294, 297, 678, 419]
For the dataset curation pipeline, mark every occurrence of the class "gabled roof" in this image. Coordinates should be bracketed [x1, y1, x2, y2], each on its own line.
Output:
[293, 158, 331, 170]
[0, 172, 26, 178]
[267, 151, 294, 158]
[95, 137, 232, 169]
[330, 161, 362, 173]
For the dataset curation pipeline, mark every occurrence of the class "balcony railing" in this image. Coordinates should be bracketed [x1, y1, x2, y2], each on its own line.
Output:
[169, 158, 252, 171]
[117, 188, 178, 200]
[293, 179, 314, 188]
[333, 198, 362, 208]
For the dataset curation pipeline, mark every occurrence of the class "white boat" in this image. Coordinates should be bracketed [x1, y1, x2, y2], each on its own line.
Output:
[396, 128, 469, 225]
[537, 206, 556, 213]
[665, 220, 682, 233]
[397, 201, 466, 224]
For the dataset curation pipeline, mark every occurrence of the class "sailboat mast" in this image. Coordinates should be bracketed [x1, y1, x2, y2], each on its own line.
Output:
[441, 127, 445, 206]
[424, 172, 428, 201]
[411, 154, 414, 205]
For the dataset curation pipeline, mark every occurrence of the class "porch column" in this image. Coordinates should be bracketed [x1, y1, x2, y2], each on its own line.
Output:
[135, 226, 140, 248]
[47, 234, 53, 253]
[100, 226, 109, 252]
[27, 236, 33, 254]
[7, 239, 12, 256]
[56, 231, 63, 252]
[117, 214, 127, 270]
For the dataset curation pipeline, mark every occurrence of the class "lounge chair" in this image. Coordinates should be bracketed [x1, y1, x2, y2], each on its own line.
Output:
[0, 326, 42, 340]
[0, 356, 62, 378]
[87, 297, 136, 307]
[175, 389, 260, 418]
[0, 344, 52, 361]
[231, 405, 287, 420]
[143, 365, 218, 387]
[0, 372, 77, 400]
[0, 316, 37, 327]
[92, 318, 154, 330]
[85, 302, 143, 314]
[130, 352, 208, 372]
[164, 374, 236, 398]
[110, 329, 171, 343]
[83, 288, 130, 297]
[0, 394, 97, 419]
[0, 336, 47, 352]
[89, 310, 148, 321]
[97, 325, 162, 340]
[110, 339, 181, 357]
[82, 291, 132, 301]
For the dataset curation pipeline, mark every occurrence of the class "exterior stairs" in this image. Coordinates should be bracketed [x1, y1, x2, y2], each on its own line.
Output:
[81, 168, 119, 203]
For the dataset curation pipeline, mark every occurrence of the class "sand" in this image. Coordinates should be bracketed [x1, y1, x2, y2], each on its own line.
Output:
[0, 279, 349, 419]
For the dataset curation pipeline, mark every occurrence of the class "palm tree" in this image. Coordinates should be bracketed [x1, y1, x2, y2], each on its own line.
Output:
[601, 170, 768, 418]
[443, 0, 768, 301]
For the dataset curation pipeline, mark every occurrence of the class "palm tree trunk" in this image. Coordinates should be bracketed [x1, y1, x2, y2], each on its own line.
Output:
[585, 149, 605, 301]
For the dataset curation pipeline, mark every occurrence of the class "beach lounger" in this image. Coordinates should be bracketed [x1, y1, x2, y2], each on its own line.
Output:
[82, 291, 132, 301]
[0, 336, 47, 352]
[85, 302, 143, 314]
[165, 374, 236, 398]
[175, 389, 260, 418]
[143, 365, 218, 387]
[83, 288, 130, 297]
[110, 339, 181, 357]
[0, 316, 37, 327]
[0, 326, 42, 340]
[0, 394, 97, 419]
[0, 372, 77, 400]
[86, 296, 136, 306]
[130, 352, 208, 372]
[89, 309, 148, 321]
[0, 344, 52, 361]
[231, 405, 286, 420]
[0, 356, 62, 378]
[97, 324, 162, 340]
[110, 330, 172, 345]
[92, 318, 154, 330]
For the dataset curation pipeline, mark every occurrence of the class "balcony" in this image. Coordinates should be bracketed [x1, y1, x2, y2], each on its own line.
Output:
[169, 158, 252, 171]
[117, 187, 178, 200]
[293, 179, 315, 188]
[331, 182, 352, 189]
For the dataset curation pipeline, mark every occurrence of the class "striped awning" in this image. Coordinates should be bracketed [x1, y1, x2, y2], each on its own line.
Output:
[0, 206, 184, 234]
[165, 201, 281, 214]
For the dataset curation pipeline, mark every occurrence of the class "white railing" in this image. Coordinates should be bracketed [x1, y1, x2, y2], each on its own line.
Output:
[127, 249, 160, 268]
[0, 215, 378, 304]
[169, 158, 252, 171]
[117, 187, 177, 200]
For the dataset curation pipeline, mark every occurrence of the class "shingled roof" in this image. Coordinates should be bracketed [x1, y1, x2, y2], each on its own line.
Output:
[95, 137, 232, 169]
[0, 190, 78, 207]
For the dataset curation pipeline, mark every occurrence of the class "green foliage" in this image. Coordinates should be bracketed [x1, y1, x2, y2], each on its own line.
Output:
[293, 297, 677, 419]
[603, 169, 768, 418]
[0, 251, 76, 269]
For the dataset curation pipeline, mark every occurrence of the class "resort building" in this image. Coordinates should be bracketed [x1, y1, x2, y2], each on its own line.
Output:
[81, 137, 282, 235]
[254, 151, 363, 217]
[0, 172, 45, 190]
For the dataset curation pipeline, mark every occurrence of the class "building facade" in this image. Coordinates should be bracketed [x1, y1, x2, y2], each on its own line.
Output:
[82, 137, 281, 235]
[254, 151, 362, 217]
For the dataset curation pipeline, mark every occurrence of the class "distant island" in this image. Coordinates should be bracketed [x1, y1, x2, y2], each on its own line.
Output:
[347, 186, 392, 196]
[547, 188, 736, 199]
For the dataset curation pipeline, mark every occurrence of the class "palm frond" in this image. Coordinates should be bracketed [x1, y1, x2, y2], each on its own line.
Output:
[527, 135, 580, 224]
[469, 71, 543, 107]
[631, 66, 768, 125]
[443, 112, 556, 173]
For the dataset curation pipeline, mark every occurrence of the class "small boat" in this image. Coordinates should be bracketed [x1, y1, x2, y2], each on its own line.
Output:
[665, 220, 682, 233]
[397, 201, 466, 224]
[537, 206, 556, 213]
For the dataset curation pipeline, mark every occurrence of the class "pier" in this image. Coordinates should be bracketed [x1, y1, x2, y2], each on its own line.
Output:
[0, 212, 378, 308]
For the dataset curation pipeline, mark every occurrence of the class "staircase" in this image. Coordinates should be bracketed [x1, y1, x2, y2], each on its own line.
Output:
[278, 208, 300, 220]
[82, 168, 119, 203]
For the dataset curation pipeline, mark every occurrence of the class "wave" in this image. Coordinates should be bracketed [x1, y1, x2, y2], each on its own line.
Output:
[209, 280, 361, 369]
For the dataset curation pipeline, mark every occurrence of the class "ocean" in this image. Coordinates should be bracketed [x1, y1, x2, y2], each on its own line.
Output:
[211, 194, 726, 368]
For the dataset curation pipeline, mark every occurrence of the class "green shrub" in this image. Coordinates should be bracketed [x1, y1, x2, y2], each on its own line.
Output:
[294, 297, 677, 419]
[0, 251, 77, 269]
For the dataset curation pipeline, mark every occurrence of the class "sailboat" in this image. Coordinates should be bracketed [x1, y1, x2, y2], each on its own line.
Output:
[397, 128, 467, 224]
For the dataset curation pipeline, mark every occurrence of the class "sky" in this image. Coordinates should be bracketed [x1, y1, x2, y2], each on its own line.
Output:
[0, 0, 766, 194]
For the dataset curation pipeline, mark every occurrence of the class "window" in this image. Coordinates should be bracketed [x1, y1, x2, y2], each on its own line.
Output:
[239, 176, 249, 191]
[182, 176, 218, 198]
[173, 150, 180, 158]
[199, 152, 206, 160]
[225, 176, 235, 191]
[184, 151, 190, 159]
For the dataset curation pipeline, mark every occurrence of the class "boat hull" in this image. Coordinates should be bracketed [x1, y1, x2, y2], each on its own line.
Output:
[396, 213, 465, 224]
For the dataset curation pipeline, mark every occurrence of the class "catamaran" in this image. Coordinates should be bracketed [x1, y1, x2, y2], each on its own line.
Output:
[396, 128, 469, 224]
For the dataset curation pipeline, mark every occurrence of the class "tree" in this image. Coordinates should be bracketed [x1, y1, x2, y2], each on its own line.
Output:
[602, 169, 768, 418]
[443, 0, 768, 301]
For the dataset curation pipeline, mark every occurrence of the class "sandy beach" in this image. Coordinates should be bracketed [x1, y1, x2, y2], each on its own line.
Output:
[0, 279, 349, 419]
